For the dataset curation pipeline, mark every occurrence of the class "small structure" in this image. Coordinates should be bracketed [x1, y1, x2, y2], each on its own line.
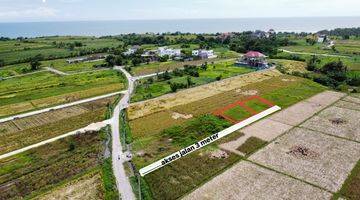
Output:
[317, 34, 327, 43]
[157, 47, 181, 57]
[123, 45, 141, 56]
[235, 51, 269, 69]
[66, 54, 107, 64]
[266, 29, 276, 38]
[192, 49, 217, 59]
[141, 50, 158, 62]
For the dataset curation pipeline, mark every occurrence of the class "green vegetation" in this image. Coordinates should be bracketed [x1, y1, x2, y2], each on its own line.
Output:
[144, 148, 241, 200]
[161, 114, 231, 147]
[245, 99, 271, 112]
[132, 61, 254, 102]
[101, 158, 119, 200]
[335, 160, 360, 200]
[237, 137, 267, 155]
[0, 70, 124, 117]
[224, 106, 252, 121]
[0, 97, 116, 155]
[0, 131, 105, 199]
[130, 176, 153, 200]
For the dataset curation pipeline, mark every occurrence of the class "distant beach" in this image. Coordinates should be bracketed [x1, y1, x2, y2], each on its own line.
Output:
[0, 16, 359, 38]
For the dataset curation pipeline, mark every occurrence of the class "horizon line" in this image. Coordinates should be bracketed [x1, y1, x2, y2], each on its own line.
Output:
[1, 15, 359, 24]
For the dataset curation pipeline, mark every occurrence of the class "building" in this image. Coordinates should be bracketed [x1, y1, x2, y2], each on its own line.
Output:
[266, 29, 276, 38]
[123, 45, 140, 56]
[141, 50, 158, 62]
[157, 47, 181, 57]
[192, 49, 217, 59]
[66, 54, 107, 64]
[317, 34, 327, 43]
[235, 51, 269, 69]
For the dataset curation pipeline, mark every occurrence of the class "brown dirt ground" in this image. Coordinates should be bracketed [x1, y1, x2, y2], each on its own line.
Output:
[249, 127, 360, 192]
[183, 161, 332, 200]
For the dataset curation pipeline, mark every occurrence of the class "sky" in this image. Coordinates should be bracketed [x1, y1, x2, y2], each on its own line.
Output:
[0, 0, 359, 22]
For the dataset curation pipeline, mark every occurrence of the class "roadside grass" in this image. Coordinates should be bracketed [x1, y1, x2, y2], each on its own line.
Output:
[0, 70, 125, 117]
[223, 106, 252, 121]
[334, 160, 360, 200]
[237, 137, 267, 155]
[101, 158, 119, 200]
[132, 61, 254, 102]
[129, 176, 153, 200]
[0, 130, 105, 199]
[143, 148, 241, 200]
[0, 96, 117, 155]
[43, 58, 106, 73]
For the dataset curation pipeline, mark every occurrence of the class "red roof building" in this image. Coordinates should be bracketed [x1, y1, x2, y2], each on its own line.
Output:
[244, 51, 266, 58]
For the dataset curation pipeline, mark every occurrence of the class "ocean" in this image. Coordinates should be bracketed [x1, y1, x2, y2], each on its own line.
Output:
[0, 17, 359, 38]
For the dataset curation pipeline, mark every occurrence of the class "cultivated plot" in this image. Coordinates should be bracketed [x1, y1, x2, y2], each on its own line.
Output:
[249, 127, 360, 192]
[184, 161, 332, 200]
[301, 105, 360, 142]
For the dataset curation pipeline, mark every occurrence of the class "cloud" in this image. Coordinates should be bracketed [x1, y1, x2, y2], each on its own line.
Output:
[0, 7, 57, 19]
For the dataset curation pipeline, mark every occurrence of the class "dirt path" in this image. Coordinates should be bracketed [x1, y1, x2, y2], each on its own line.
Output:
[280, 49, 350, 58]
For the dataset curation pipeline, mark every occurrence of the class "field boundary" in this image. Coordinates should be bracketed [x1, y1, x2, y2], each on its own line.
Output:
[139, 105, 281, 176]
[213, 96, 275, 123]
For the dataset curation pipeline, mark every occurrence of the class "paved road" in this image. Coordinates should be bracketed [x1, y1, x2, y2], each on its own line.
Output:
[111, 66, 136, 200]
[0, 120, 110, 160]
[0, 91, 125, 123]
[280, 49, 350, 58]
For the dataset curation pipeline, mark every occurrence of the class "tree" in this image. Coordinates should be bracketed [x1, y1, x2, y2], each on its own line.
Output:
[105, 55, 116, 67]
[306, 55, 320, 71]
[0, 59, 4, 67]
[29, 55, 43, 71]
[170, 82, 178, 92]
[320, 61, 348, 82]
[131, 57, 142, 66]
[186, 76, 193, 88]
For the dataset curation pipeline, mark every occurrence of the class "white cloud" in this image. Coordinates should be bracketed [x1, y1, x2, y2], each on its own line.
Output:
[0, 7, 57, 19]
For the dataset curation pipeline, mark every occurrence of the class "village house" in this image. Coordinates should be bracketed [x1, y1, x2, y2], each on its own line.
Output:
[235, 51, 269, 69]
[317, 34, 327, 43]
[123, 45, 141, 56]
[192, 49, 217, 59]
[157, 47, 181, 57]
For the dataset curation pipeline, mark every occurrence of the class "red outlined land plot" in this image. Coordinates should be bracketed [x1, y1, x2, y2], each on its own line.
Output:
[213, 96, 275, 124]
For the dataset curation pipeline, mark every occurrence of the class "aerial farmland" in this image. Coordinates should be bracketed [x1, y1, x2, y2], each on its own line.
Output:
[0, 28, 359, 200]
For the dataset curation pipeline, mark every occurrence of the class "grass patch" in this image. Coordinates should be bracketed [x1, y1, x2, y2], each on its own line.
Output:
[132, 61, 253, 102]
[224, 105, 252, 121]
[335, 160, 360, 200]
[101, 158, 119, 200]
[237, 137, 267, 155]
[130, 176, 153, 200]
[245, 99, 271, 112]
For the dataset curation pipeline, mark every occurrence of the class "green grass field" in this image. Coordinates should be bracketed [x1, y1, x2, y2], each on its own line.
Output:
[132, 61, 254, 102]
[0, 70, 124, 107]
[224, 106, 252, 121]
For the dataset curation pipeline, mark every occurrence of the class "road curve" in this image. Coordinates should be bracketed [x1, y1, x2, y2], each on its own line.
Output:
[111, 66, 136, 200]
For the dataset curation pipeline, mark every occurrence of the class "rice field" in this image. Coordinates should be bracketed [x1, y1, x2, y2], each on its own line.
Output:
[0, 70, 124, 117]
[0, 96, 117, 155]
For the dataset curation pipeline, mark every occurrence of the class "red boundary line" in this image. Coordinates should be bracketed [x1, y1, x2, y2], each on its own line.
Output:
[213, 96, 275, 124]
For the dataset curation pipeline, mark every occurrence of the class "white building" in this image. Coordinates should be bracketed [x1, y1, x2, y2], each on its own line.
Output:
[123, 45, 140, 56]
[192, 49, 217, 59]
[157, 47, 181, 57]
[317, 34, 327, 43]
